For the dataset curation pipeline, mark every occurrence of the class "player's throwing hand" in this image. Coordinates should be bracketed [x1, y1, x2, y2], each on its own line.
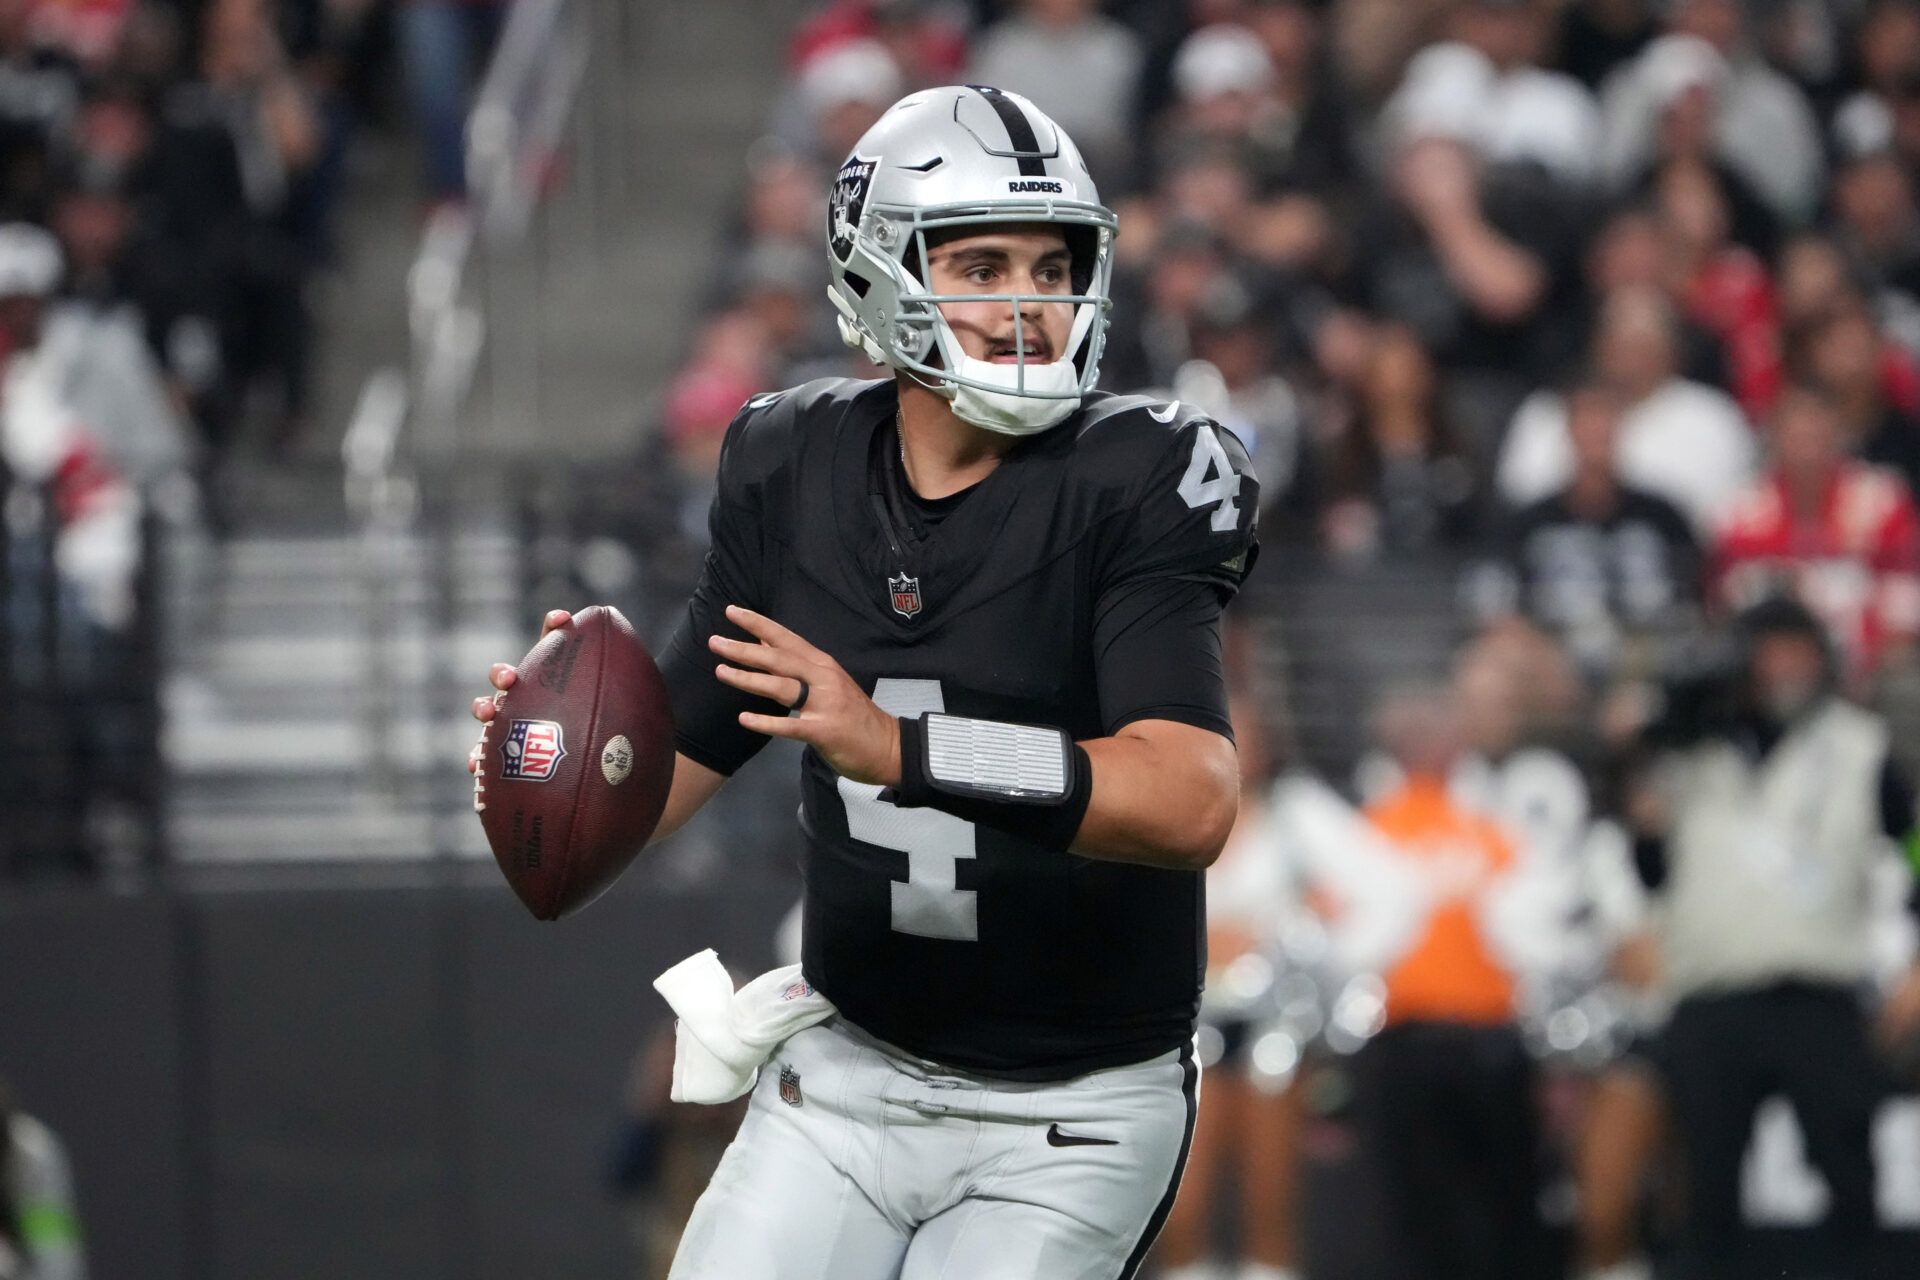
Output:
[709, 604, 901, 788]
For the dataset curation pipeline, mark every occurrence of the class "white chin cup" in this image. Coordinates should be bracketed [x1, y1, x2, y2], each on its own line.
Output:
[945, 353, 1080, 435]
[925, 314, 1083, 436]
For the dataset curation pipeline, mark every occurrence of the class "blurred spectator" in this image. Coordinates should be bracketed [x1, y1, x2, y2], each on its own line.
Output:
[38, 77, 234, 457]
[788, 0, 968, 90]
[1798, 297, 1920, 498]
[1443, 0, 1602, 184]
[1473, 382, 1701, 681]
[0, 0, 82, 222]
[1612, 38, 1781, 258]
[1552, 0, 1659, 90]
[1565, 820, 1669, 1280]
[1828, 128, 1920, 311]
[1350, 683, 1549, 1280]
[1580, 206, 1726, 387]
[0, 220, 150, 876]
[1240, 0, 1358, 200]
[1652, 158, 1779, 418]
[1101, 219, 1231, 393]
[1599, 1, 1824, 226]
[0, 221, 137, 634]
[1167, 273, 1316, 539]
[1322, 324, 1477, 559]
[781, 37, 901, 168]
[0, 1076, 85, 1280]
[966, 0, 1141, 184]
[1500, 286, 1756, 533]
[721, 239, 839, 382]
[397, 0, 504, 202]
[733, 148, 824, 260]
[1624, 597, 1920, 1280]
[152, 0, 323, 452]
[1836, 1, 1920, 177]
[1853, 0, 1920, 108]
[1355, 52, 1592, 448]
[41, 176, 193, 490]
[1712, 384, 1920, 676]
[1149, 17, 1352, 215]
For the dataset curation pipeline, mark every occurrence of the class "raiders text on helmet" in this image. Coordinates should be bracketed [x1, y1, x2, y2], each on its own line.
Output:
[824, 85, 1118, 435]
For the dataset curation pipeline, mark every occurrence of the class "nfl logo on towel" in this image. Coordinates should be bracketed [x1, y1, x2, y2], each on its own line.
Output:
[500, 719, 567, 781]
[779, 1065, 803, 1107]
[889, 573, 922, 618]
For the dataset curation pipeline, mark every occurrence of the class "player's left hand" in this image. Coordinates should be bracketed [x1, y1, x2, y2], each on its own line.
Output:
[710, 604, 901, 787]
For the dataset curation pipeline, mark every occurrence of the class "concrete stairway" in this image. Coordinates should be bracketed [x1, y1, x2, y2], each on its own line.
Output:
[160, 466, 521, 862]
[158, 0, 790, 863]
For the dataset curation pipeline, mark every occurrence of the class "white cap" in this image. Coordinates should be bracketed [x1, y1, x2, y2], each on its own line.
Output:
[797, 38, 903, 115]
[1173, 24, 1276, 101]
[1638, 34, 1726, 108]
[0, 223, 60, 298]
[1834, 92, 1896, 161]
[1387, 42, 1496, 150]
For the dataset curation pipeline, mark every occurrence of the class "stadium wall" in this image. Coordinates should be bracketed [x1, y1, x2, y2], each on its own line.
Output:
[0, 875, 794, 1280]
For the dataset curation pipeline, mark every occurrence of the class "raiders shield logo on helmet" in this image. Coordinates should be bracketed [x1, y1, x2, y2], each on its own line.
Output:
[828, 155, 876, 263]
[889, 573, 922, 618]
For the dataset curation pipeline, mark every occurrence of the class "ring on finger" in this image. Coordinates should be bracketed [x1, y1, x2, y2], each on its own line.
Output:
[788, 679, 810, 713]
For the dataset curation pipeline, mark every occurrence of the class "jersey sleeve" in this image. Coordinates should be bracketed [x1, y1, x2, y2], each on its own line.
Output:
[1090, 415, 1261, 738]
[1097, 414, 1261, 586]
[656, 398, 790, 776]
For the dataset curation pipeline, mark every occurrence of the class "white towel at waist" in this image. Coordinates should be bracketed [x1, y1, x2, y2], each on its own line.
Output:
[652, 949, 838, 1104]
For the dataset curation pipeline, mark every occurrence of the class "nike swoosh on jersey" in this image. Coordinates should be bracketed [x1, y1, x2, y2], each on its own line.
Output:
[1148, 401, 1179, 423]
[1045, 1123, 1119, 1147]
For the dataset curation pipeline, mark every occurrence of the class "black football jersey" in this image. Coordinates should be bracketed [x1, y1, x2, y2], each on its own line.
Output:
[658, 378, 1260, 1078]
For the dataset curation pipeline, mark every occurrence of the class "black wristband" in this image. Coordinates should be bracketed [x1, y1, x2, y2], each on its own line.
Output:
[891, 714, 1093, 850]
[896, 713, 936, 808]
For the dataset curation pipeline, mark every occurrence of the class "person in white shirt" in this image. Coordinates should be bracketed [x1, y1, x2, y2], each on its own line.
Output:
[966, 0, 1141, 184]
[1497, 285, 1757, 533]
[1597, 2, 1824, 225]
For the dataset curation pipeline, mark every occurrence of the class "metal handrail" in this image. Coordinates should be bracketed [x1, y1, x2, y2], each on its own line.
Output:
[342, 0, 594, 830]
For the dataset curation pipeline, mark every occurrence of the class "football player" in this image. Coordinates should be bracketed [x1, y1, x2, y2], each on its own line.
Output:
[472, 85, 1259, 1279]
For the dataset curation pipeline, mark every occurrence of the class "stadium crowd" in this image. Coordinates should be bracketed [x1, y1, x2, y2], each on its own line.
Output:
[0, 0, 480, 877]
[609, 2, 1920, 1279]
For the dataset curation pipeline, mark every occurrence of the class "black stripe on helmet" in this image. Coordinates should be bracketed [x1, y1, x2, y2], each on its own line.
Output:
[967, 84, 1048, 177]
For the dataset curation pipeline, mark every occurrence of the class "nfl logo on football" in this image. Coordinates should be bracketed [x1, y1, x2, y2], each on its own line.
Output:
[500, 719, 567, 781]
[778, 1064, 803, 1107]
[888, 573, 922, 618]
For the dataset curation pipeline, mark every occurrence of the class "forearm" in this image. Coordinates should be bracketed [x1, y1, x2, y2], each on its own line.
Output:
[645, 752, 727, 847]
[1425, 209, 1546, 323]
[1072, 725, 1239, 869]
[890, 714, 1238, 871]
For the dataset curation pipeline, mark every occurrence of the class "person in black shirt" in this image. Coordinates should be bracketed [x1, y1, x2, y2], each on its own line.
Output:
[1468, 381, 1701, 680]
[1800, 295, 1920, 500]
[471, 86, 1258, 1280]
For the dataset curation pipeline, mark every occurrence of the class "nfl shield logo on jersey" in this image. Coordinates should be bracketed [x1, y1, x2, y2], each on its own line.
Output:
[500, 719, 567, 781]
[889, 573, 922, 618]
[779, 1064, 803, 1107]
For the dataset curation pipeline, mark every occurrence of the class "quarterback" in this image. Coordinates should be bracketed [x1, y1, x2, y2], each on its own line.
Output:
[473, 85, 1259, 1278]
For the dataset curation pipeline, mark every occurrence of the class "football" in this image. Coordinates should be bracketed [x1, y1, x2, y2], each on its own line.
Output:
[475, 605, 675, 920]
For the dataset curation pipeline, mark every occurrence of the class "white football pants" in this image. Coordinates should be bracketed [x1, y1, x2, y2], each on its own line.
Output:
[668, 1017, 1199, 1280]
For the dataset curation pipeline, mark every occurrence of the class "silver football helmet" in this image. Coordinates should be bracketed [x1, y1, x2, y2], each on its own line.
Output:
[824, 85, 1118, 435]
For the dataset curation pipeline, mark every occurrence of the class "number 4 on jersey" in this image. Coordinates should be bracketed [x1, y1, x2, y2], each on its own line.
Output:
[1177, 420, 1242, 533]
